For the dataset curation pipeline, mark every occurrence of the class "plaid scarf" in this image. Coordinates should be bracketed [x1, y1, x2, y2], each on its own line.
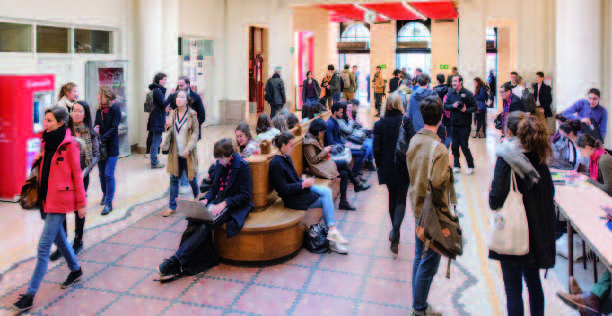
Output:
[101, 103, 110, 115]
[74, 123, 93, 167]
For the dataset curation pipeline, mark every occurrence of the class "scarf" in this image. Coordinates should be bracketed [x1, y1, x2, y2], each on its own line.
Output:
[40, 125, 67, 205]
[101, 103, 110, 115]
[214, 155, 234, 204]
[74, 123, 93, 167]
[590, 147, 606, 181]
[496, 136, 540, 189]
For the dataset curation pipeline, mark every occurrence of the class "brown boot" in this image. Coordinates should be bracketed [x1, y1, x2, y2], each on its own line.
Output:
[556, 291, 601, 316]
[570, 277, 583, 295]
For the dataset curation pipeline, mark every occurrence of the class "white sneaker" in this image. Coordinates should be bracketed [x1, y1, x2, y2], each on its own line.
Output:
[452, 167, 461, 173]
[466, 168, 474, 175]
[329, 241, 349, 254]
[327, 230, 349, 245]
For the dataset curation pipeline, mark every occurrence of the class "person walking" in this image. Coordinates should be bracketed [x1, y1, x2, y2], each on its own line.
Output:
[341, 64, 356, 101]
[169, 76, 206, 139]
[148, 72, 171, 169]
[499, 82, 526, 137]
[50, 101, 99, 261]
[489, 113, 556, 316]
[372, 65, 386, 117]
[373, 93, 416, 254]
[389, 69, 401, 94]
[488, 70, 497, 104]
[407, 96, 455, 316]
[56, 82, 79, 112]
[321, 65, 341, 108]
[474, 77, 488, 138]
[13, 107, 86, 313]
[302, 71, 321, 108]
[162, 90, 200, 217]
[408, 74, 437, 132]
[444, 75, 477, 174]
[264, 67, 286, 118]
[94, 87, 121, 216]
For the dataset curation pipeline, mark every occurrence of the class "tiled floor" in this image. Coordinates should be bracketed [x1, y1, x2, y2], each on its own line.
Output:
[0, 107, 587, 315]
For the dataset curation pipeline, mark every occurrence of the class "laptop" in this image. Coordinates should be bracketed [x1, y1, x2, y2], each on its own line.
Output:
[176, 199, 227, 224]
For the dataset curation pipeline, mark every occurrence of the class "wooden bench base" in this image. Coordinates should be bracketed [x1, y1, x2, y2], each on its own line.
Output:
[214, 178, 340, 265]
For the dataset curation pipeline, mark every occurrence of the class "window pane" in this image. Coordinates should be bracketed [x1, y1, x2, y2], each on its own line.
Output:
[203, 40, 213, 57]
[398, 22, 431, 43]
[340, 24, 370, 43]
[36, 25, 69, 53]
[0, 22, 32, 52]
[74, 29, 112, 54]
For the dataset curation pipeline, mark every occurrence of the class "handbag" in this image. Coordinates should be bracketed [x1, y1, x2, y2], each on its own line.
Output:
[347, 129, 366, 144]
[494, 113, 503, 130]
[330, 145, 351, 165]
[394, 118, 410, 179]
[19, 158, 41, 210]
[416, 141, 463, 278]
[488, 171, 530, 256]
[99, 142, 108, 161]
[303, 223, 329, 254]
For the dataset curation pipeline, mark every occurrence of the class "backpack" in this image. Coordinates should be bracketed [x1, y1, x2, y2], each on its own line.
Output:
[340, 72, 351, 90]
[144, 91, 154, 113]
[303, 223, 329, 253]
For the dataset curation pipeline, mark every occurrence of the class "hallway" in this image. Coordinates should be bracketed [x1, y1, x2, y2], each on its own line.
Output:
[0, 110, 580, 315]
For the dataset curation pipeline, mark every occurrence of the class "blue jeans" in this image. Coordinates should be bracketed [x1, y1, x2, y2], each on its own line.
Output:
[150, 131, 163, 166]
[305, 97, 318, 106]
[174, 212, 230, 266]
[350, 148, 366, 175]
[308, 185, 336, 228]
[98, 156, 118, 207]
[500, 261, 544, 316]
[332, 93, 341, 104]
[362, 139, 374, 163]
[412, 225, 442, 312]
[169, 157, 199, 210]
[179, 172, 189, 187]
[27, 213, 80, 296]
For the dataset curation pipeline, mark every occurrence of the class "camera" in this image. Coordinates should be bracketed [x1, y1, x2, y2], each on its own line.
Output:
[457, 101, 464, 110]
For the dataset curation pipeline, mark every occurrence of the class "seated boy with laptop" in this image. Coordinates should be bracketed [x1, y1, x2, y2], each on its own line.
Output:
[157, 138, 254, 280]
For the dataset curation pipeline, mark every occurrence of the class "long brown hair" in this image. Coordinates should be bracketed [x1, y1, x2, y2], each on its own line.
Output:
[474, 77, 485, 95]
[256, 113, 272, 134]
[58, 82, 76, 101]
[517, 115, 552, 164]
[98, 86, 117, 110]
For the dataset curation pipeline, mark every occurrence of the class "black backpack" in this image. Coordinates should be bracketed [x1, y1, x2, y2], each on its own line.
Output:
[144, 91, 154, 113]
[303, 223, 329, 254]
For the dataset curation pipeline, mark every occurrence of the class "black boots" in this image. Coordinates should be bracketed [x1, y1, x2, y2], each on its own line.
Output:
[101, 205, 113, 216]
[389, 229, 400, 254]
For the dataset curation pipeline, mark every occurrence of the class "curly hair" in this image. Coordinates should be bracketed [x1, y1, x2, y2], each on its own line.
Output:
[517, 115, 552, 164]
[58, 82, 77, 101]
[98, 86, 117, 110]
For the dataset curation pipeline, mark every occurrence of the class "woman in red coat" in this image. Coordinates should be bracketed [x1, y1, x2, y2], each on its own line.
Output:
[13, 107, 87, 313]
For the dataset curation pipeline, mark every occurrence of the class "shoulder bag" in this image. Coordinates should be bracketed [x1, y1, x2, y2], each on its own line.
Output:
[19, 158, 41, 210]
[488, 171, 529, 255]
[416, 141, 463, 278]
[330, 145, 351, 165]
[394, 117, 410, 179]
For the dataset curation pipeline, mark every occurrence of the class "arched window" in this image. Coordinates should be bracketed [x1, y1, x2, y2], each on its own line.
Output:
[340, 23, 370, 43]
[486, 27, 496, 46]
[397, 22, 431, 43]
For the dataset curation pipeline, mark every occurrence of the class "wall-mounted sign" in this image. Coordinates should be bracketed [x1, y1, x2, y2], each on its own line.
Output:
[290, 47, 294, 53]
[381, 64, 387, 69]
[440, 64, 449, 70]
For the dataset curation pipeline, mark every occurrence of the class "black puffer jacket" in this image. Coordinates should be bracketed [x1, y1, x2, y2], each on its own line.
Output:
[147, 83, 170, 133]
[372, 109, 416, 186]
[488, 152, 556, 268]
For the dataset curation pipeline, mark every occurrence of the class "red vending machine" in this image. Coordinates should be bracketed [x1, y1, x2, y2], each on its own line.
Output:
[0, 74, 55, 201]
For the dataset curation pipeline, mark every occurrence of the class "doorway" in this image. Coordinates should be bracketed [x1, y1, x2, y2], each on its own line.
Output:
[249, 27, 267, 114]
[338, 53, 370, 106]
[396, 53, 431, 77]
[295, 31, 314, 111]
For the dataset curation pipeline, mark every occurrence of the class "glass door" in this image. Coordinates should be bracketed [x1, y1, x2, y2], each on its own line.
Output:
[338, 53, 370, 106]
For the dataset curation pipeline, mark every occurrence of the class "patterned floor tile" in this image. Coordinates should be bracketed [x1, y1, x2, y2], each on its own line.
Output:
[106, 226, 162, 246]
[78, 243, 135, 264]
[116, 246, 167, 270]
[354, 301, 409, 316]
[307, 270, 362, 298]
[161, 302, 224, 316]
[283, 250, 323, 268]
[98, 295, 170, 316]
[205, 264, 260, 283]
[234, 284, 298, 316]
[87, 266, 151, 293]
[132, 214, 168, 230]
[142, 231, 182, 250]
[369, 257, 412, 282]
[318, 253, 370, 275]
[40, 288, 117, 316]
[45, 261, 107, 284]
[129, 271, 193, 301]
[361, 277, 412, 308]
[254, 265, 311, 290]
[179, 278, 244, 308]
[292, 293, 356, 316]
[22, 282, 65, 313]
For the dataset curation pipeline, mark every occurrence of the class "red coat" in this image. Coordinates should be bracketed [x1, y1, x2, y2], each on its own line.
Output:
[39, 129, 87, 213]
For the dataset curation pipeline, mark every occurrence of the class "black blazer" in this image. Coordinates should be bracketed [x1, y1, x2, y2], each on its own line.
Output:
[533, 83, 553, 118]
[95, 103, 121, 157]
[488, 152, 556, 269]
[204, 153, 254, 238]
[372, 110, 416, 186]
[269, 155, 319, 210]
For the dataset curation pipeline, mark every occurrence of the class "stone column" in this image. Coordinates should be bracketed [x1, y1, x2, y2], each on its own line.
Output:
[457, 0, 486, 91]
[556, 0, 601, 112]
[162, 0, 179, 84]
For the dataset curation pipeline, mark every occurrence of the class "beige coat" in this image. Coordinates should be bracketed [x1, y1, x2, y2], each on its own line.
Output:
[407, 129, 456, 219]
[163, 108, 199, 180]
[372, 72, 386, 94]
[56, 97, 76, 112]
[302, 132, 339, 180]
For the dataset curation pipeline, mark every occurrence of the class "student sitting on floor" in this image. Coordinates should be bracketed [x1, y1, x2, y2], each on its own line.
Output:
[269, 132, 349, 254]
[303, 119, 370, 211]
[157, 138, 253, 280]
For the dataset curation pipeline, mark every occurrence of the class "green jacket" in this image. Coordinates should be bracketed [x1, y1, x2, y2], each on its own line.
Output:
[407, 129, 456, 219]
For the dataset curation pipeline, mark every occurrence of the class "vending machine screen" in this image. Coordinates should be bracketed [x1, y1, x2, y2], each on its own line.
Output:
[33, 91, 54, 133]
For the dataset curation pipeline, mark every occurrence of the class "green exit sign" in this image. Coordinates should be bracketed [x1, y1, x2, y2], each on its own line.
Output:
[440, 64, 449, 70]
[381, 64, 387, 69]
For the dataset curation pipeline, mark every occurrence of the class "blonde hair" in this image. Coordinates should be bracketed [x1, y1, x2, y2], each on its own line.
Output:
[98, 86, 117, 110]
[58, 82, 76, 101]
[383, 93, 405, 116]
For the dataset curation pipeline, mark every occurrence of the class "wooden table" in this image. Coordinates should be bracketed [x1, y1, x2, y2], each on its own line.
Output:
[554, 176, 612, 289]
